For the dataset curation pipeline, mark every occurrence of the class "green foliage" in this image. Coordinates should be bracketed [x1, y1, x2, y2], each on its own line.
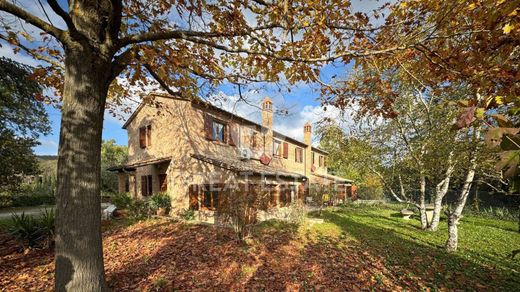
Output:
[101, 139, 128, 193]
[0, 57, 50, 192]
[465, 206, 519, 222]
[147, 192, 171, 212]
[128, 199, 150, 220]
[357, 175, 385, 200]
[6, 209, 55, 248]
[179, 208, 195, 221]
[0, 175, 56, 208]
[111, 192, 133, 209]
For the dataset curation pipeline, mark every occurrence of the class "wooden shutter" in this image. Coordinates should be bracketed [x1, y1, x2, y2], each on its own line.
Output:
[282, 142, 289, 159]
[204, 113, 213, 140]
[146, 125, 152, 146]
[147, 175, 153, 195]
[141, 176, 147, 196]
[228, 123, 238, 146]
[189, 185, 199, 210]
[139, 127, 146, 148]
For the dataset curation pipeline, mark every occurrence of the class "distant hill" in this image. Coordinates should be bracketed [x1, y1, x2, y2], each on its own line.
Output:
[37, 155, 57, 177]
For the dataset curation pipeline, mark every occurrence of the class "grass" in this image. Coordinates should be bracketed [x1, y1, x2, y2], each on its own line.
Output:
[310, 204, 520, 290]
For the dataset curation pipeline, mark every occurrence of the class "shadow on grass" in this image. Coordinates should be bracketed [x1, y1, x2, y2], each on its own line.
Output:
[320, 211, 519, 290]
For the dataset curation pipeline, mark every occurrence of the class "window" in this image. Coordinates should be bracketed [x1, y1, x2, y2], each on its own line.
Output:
[312, 152, 315, 165]
[139, 125, 152, 148]
[279, 185, 292, 207]
[124, 176, 130, 192]
[141, 175, 152, 196]
[251, 132, 257, 148]
[202, 185, 221, 210]
[212, 120, 226, 142]
[273, 139, 282, 157]
[295, 147, 303, 163]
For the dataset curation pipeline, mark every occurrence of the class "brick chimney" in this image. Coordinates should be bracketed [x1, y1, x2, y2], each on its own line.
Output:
[304, 122, 313, 173]
[303, 122, 312, 145]
[261, 97, 273, 155]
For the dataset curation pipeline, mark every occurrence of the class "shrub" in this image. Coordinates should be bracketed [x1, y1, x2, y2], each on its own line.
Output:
[7, 209, 55, 248]
[286, 201, 307, 225]
[179, 208, 195, 221]
[111, 192, 133, 209]
[148, 192, 171, 212]
[12, 194, 55, 207]
[128, 199, 150, 220]
[218, 186, 270, 242]
[465, 206, 518, 221]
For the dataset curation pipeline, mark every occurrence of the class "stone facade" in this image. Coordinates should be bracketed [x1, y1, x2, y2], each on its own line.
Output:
[112, 94, 352, 214]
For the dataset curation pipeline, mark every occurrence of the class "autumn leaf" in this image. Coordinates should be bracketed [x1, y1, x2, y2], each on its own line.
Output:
[502, 23, 514, 34]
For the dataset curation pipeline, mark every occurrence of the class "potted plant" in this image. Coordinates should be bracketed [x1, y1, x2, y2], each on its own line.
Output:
[148, 193, 171, 216]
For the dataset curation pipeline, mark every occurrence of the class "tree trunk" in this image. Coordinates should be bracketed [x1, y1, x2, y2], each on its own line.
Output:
[445, 214, 459, 252]
[55, 48, 112, 291]
[419, 174, 428, 229]
[429, 152, 454, 231]
[445, 127, 481, 252]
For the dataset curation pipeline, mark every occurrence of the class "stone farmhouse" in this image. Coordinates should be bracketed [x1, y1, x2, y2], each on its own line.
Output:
[109, 93, 353, 213]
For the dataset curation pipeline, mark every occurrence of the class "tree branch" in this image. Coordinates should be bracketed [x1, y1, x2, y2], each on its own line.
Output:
[46, 0, 75, 32]
[0, 34, 64, 68]
[0, 0, 67, 43]
[142, 63, 182, 98]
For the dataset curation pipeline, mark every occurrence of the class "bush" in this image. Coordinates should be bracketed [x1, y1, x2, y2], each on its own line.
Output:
[0, 193, 55, 208]
[111, 192, 133, 209]
[179, 208, 195, 221]
[465, 206, 518, 221]
[128, 199, 150, 220]
[286, 201, 307, 225]
[148, 192, 171, 212]
[7, 209, 55, 248]
[218, 187, 270, 242]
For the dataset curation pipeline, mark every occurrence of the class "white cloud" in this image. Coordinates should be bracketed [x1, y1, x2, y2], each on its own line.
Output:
[105, 77, 165, 126]
[208, 91, 359, 146]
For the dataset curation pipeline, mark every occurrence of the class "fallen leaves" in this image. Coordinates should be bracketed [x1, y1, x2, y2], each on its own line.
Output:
[0, 216, 510, 291]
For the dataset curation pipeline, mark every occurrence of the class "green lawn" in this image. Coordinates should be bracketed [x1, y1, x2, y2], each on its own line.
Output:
[310, 204, 520, 290]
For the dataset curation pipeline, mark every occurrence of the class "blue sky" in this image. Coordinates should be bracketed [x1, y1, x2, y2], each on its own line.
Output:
[0, 0, 382, 155]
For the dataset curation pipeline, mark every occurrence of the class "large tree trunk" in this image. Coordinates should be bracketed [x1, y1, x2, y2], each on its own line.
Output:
[445, 127, 481, 253]
[55, 48, 112, 291]
[429, 152, 454, 231]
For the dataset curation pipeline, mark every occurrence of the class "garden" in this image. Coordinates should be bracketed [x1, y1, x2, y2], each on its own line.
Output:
[1, 203, 518, 291]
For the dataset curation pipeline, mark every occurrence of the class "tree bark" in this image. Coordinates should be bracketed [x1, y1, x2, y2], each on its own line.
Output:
[55, 47, 112, 291]
[429, 151, 454, 231]
[445, 127, 481, 252]
[419, 173, 428, 229]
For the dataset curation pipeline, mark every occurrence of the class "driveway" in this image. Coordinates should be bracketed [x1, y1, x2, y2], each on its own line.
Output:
[0, 205, 55, 220]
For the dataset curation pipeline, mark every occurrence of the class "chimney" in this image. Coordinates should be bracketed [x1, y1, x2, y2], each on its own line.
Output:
[261, 97, 273, 155]
[303, 122, 312, 145]
[261, 97, 273, 130]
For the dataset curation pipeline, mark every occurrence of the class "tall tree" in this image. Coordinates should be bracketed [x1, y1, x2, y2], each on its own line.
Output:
[1, 0, 433, 290]
[0, 57, 50, 191]
[100, 139, 127, 193]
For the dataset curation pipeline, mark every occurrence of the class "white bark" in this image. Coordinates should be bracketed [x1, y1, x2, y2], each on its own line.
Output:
[445, 127, 481, 252]
[429, 151, 454, 231]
